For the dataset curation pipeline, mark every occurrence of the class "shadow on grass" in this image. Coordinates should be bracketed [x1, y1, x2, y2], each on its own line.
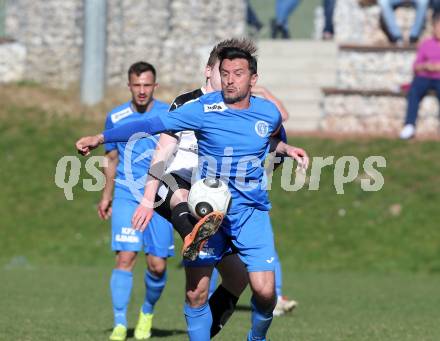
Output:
[105, 327, 186, 338]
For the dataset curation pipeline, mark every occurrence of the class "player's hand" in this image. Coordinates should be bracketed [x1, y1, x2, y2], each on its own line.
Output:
[285, 146, 309, 173]
[76, 134, 103, 156]
[97, 198, 112, 220]
[131, 202, 154, 232]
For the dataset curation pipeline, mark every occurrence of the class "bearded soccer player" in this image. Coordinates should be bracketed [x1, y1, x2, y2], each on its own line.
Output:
[77, 47, 307, 340]
[98, 62, 174, 341]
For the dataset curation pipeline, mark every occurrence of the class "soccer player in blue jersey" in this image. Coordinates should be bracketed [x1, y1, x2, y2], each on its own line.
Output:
[77, 47, 306, 341]
[98, 62, 174, 341]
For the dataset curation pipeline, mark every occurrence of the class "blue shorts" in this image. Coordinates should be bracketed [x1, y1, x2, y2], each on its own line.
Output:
[184, 208, 276, 272]
[111, 197, 175, 258]
[182, 228, 229, 268]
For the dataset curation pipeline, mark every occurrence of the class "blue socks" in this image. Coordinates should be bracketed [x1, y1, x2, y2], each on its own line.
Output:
[274, 253, 282, 297]
[110, 269, 133, 327]
[248, 297, 273, 341]
[142, 270, 167, 314]
[184, 302, 212, 341]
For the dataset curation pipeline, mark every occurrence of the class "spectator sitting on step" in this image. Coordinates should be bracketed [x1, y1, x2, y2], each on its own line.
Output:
[378, 0, 429, 45]
[400, 11, 440, 139]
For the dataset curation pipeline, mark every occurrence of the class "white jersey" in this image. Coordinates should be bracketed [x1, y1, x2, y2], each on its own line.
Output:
[164, 88, 205, 183]
[165, 130, 198, 183]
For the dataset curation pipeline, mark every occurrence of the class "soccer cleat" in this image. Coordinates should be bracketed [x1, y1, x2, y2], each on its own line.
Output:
[182, 211, 224, 261]
[134, 311, 153, 340]
[273, 296, 298, 317]
[109, 324, 127, 341]
[400, 124, 415, 140]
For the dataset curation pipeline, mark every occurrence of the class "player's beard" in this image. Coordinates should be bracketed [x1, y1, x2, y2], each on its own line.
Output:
[133, 96, 152, 113]
[223, 90, 249, 104]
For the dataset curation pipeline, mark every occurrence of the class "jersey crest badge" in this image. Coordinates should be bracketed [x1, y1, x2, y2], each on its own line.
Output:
[255, 120, 270, 137]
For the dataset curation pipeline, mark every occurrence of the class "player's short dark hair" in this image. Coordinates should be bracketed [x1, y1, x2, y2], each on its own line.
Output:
[218, 47, 258, 75]
[128, 61, 156, 81]
[207, 38, 257, 68]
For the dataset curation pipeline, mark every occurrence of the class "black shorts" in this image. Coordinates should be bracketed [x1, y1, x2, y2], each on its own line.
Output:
[154, 172, 191, 221]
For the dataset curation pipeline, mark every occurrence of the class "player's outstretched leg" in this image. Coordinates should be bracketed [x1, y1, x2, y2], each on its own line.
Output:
[181, 211, 224, 261]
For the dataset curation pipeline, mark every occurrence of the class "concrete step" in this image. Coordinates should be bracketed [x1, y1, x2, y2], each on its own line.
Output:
[258, 40, 338, 58]
[259, 55, 338, 65]
[256, 39, 338, 132]
[257, 87, 323, 102]
[259, 63, 336, 76]
[285, 104, 322, 119]
[259, 72, 336, 87]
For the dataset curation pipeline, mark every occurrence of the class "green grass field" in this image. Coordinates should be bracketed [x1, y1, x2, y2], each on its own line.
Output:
[1, 84, 440, 340]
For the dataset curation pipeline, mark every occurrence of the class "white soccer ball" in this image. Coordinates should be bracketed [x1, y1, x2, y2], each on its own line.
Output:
[187, 178, 232, 219]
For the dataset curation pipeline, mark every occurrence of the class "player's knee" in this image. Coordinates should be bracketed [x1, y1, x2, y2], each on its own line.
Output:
[147, 259, 167, 277]
[115, 252, 137, 271]
[147, 257, 167, 277]
[186, 287, 209, 307]
[253, 290, 276, 312]
[252, 284, 276, 308]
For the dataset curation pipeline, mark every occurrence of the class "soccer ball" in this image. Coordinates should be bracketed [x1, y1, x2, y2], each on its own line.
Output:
[187, 178, 232, 219]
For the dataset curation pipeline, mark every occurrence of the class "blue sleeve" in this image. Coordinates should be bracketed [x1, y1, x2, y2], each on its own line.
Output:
[160, 100, 204, 132]
[103, 115, 167, 143]
[104, 115, 117, 152]
[102, 101, 204, 144]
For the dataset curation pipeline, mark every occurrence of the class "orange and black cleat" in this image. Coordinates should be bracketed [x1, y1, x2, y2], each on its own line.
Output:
[181, 211, 224, 261]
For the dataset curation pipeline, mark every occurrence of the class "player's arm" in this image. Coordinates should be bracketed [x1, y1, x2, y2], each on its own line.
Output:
[131, 133, 178, 231]
[76, 101, 203, 156]
[98, 149, 118, 220]
[76, 115, 168, 156]
[274, 141, 309, 172]
[252, 85, 289, 121]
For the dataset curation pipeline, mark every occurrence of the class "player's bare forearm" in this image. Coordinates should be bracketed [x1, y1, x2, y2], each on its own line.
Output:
[97, 150, 118, 220]
[76, 133, 104, 156]
[276, 141, 309, 171]
[102, 150, 118, 200]
[141, 133, 178, 207]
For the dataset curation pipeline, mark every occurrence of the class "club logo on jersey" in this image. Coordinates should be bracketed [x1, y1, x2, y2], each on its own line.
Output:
[111, 107, 133, 123]
[255, 120, 270, 137]
[204, 102, 227, 112]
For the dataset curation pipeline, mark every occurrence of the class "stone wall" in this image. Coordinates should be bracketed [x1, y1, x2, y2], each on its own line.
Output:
[0, 40, 26, 82]
[337, 48, 415, 90]
[4, 0, 245, 88]
[321, 94, 439, 135]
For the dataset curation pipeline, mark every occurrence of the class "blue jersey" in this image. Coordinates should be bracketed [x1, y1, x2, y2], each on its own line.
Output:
[161, 91, 281, 212]
[103, 92, 282, 212]
[104, 100, 169, 200]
